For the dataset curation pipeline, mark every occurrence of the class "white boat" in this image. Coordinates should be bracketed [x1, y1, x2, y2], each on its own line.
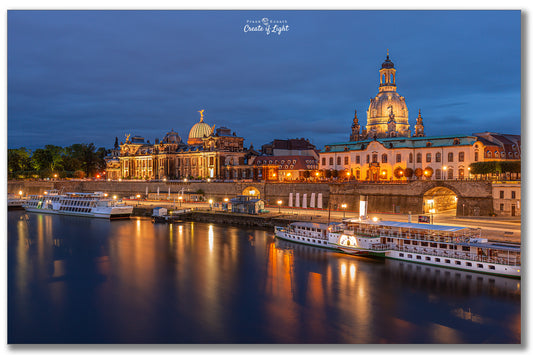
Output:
[328, 218, 521, 278]
[8, 195, 26, 210]
[274, 222, 342, 249]
[23, 190, 133, 219]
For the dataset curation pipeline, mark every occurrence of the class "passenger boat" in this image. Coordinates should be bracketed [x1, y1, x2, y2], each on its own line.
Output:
[8, 195, 26, 210]
[274, 222, 343, 249]
[23, 190, 133, 219]
[328, 218, 521, 278]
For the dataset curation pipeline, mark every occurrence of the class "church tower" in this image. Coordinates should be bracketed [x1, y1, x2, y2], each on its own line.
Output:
[413, 109, 425, 137]
[365, 51, 411, 138]
[350, 109, 361, 141]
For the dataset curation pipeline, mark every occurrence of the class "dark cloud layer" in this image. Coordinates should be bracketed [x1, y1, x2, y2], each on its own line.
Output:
[8, 10, 521, 150]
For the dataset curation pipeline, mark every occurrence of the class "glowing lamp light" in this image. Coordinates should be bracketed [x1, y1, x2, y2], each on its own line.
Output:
[347, 172, 350, 176]
[287, 172, 291, 177]
[96, 174, 100, 178]
[207, 178, 211, 182]
[104, 193, 108, 197]
[178, 196, 183, 200]
[184, 178, 187, 182]
[54, 174, 58, 178]
[113, 195, 117, 200]
[315, 172, 319, 176]
[372, 217, 379, 222]
[136, 194, 141, 198]
[277, 200, 282, 205]
[273, 173, 276, 177]
[224, 198, 229, 202]
[209, 199, 213, 204]
[18, 190, 23, 195]
[443, 166, 447, 171]
[44, 191, 48, 195]
[163, 178, 167, 182]
[468, 167, 471, 171]
[341, 203, 347, 208]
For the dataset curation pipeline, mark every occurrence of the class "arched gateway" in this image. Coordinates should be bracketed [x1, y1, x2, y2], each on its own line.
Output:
[423, 186, 458, 214]
[242, 186, 260, 198]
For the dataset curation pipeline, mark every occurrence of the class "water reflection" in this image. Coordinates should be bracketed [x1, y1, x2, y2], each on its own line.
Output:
[8, 211, 520, 344]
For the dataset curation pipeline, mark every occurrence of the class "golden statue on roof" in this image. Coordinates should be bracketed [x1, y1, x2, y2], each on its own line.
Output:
[198, 109, 205, 122]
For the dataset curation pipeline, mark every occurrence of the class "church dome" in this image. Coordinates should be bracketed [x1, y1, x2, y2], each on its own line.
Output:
[188, 110, 214, 145]
[381, 54, 395, 69]
[365, 52, 411, 138]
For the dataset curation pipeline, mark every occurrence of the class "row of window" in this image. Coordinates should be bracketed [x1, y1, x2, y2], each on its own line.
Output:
[398, 253, 496, 270]
[322, 151, 466, 166]
[499, 190, 518, 199]
[291, 235, 327, 245]
[487, 151, 520, 158]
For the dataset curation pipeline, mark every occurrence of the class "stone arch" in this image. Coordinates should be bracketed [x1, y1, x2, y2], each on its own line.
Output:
[242, 186, 260, 198]
[423, 185, 458, 214]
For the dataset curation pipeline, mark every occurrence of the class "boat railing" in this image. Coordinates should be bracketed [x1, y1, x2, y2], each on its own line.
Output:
[372, 244, 520, 266]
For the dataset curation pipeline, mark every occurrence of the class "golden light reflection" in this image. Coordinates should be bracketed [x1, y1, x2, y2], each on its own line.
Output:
[340, 262, 347, 278]
[208, 225, 214, 252]
[350, 264, 356, 280]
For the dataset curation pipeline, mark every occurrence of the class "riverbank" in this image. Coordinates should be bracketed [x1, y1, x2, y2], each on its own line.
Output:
[130, 205, 520, 244]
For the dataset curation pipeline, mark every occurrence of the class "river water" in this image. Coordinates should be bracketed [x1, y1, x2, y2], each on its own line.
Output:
[7, 211, 521, 344]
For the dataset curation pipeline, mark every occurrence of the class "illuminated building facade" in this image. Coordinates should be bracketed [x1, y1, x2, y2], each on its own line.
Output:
[320, 53, 520, 181]
[107, 112, 259, 180]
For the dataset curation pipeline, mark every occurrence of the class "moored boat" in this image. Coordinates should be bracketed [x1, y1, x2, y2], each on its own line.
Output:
[274, 222, 343, 249]
[23, 190, 133, 219]
[329, 218, 521, 278]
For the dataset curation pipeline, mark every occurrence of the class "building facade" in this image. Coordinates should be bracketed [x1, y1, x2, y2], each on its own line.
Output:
[320, 53, 520, 181]
[107, 112, 259, 181]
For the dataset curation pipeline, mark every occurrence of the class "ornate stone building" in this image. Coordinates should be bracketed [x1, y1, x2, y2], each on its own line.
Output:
[320, 52, 520, 182]
[350, 51, 417, 141]
[106, 111, 259, 180]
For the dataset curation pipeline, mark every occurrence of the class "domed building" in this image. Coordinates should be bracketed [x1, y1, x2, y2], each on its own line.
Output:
[350, 52, 415, 141]
[366, 51, 410, 138]
[188, 109, 215, 145]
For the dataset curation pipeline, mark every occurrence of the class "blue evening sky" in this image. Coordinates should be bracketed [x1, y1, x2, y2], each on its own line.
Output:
[7, 10, 521, 150]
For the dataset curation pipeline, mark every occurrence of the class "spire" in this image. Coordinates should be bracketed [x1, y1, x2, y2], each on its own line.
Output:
[414, 108, 425, 137]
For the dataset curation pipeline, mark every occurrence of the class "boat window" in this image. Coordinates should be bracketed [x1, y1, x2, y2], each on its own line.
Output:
[421, 242, 428, 247]
[455, 261, 461, 265]
[477, 264, 483, 268]
[439, 244, 447, 248]
[412, 241, 418, 245]
[435, 258, 441, 262]
[425, 257, 431, 261]
[407, 254, 413, 259]
[466, 262, 472, 267]
[430, 243, 437, 248]
[404, 240, 410, 245]
[399, 253, 404, 257]
[445, 259, 451, 264]
[462, 246, 470, 252]
[489, 265, 495, 270]
[416, 256, 421, 260]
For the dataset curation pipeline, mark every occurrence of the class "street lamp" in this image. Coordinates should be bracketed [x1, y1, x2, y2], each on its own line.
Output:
[209, 199, 213, 210]
[341, 203, 347, 218]
[18, 190, 23, 199]
[113, 195, 117, 200]
[277, 200, 282, 213]
[224, 198, 229, 202]
[178, 196, 183, 207]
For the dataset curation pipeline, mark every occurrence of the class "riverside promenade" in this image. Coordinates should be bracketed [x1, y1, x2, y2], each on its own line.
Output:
[126, 199, 521, 244]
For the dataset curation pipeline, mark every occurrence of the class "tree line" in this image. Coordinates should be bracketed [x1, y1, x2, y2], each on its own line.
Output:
[8, 143, 108, 179]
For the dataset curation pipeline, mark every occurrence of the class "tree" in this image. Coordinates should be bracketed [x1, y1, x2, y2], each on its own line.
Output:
[404, 168, 414, 178]
[393, 167, 404, 179]
[8, 148, 33, 178]
[303, 170, 311, 180]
